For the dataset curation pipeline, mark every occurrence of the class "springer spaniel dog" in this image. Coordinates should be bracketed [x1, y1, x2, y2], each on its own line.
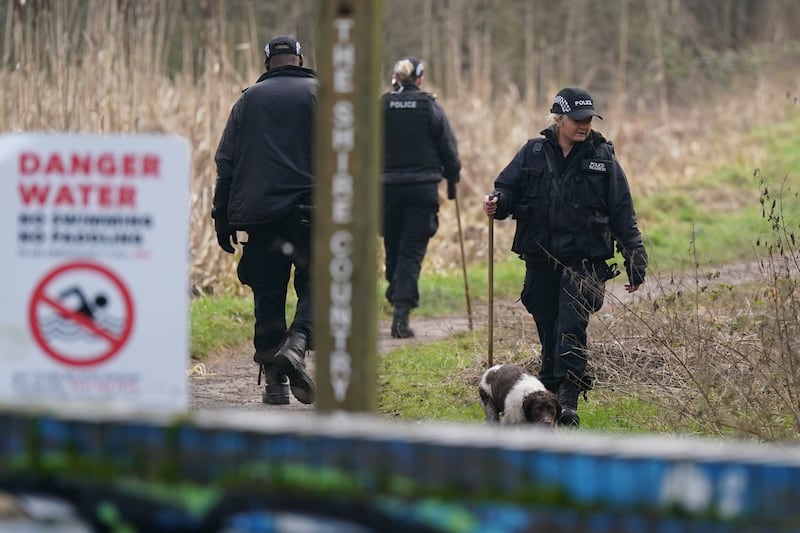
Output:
[479, 364, 561, 426]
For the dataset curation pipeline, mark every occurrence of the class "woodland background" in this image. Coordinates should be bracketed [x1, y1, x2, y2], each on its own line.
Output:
[2, 0, 800, 293]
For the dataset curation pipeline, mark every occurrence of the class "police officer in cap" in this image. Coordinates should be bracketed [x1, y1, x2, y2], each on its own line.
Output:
[381, 56, 461, 338]
[213, 35, 317, 405]
[483, 87, 648, 427]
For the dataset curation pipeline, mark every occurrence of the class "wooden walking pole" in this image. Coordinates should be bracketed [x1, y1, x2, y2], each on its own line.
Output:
[487, 210, 494, 367]
[453, 192, 473, 330]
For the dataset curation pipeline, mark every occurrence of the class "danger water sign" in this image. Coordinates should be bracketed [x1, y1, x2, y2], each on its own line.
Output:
[0, 133, 190, 411]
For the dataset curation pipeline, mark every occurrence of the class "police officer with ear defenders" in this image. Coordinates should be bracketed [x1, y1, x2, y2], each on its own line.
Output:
[213, 35, 316, 406]
[483, 87, 648, 428]
[381, 56, 461, 338]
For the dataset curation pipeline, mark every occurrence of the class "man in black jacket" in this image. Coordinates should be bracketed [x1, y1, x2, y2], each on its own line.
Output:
[381, 56, 461, 338]
[212, 35, 316, 405]
[483, 87, 647, 427]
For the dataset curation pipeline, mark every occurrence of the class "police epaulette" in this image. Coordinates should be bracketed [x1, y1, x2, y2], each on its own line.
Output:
[528, 137, 545, 153]
[593, 141, 614, 158]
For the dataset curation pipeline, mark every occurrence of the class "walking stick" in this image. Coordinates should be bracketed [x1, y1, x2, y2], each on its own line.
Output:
[487, 202, 494, 367]
[453, 192, 473, 330]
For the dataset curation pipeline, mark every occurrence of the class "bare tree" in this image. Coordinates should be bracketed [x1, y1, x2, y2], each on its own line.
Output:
[523, 2, 537, 109]
[443, 0, 464, 98]
[648, 0, 669, 125]
[614, 0, 629, 108]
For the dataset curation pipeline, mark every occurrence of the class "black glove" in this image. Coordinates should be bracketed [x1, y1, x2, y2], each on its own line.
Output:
[624, 252, 647, 286]
[212, 207, 237, 254]
[600, 262, 621, 282]
[216, 226, 237, 254]
[447, 181, 457, 200]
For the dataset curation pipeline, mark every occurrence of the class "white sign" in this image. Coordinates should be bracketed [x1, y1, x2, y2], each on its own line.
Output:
[0, 133, 190, 411]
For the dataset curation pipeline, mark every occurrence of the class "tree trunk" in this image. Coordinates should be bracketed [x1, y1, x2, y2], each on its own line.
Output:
[649, 0, 669, 125]
[613, 0, 629, 103]
[611, 0, 629, 143]
[445, 0, 463, 98]
[467, 0, 491, 102]
[523, 2, 537, 110]
[421, 0, 431, 71]
[561, 0, 576, 84]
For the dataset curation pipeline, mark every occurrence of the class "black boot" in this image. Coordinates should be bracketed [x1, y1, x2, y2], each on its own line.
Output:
[391, 306, 415, 338]
[254, 340, 289, 405]
[253, 338, 283, 365]
[274, 331, 315, 404]
[261, 367, 290, 405]
[557, 380, 581, 428]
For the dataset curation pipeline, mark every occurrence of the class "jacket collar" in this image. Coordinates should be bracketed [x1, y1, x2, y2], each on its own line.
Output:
[393, 83, 421, 94]
[540, 126, 607, 151]
[259, 65, 317, 82]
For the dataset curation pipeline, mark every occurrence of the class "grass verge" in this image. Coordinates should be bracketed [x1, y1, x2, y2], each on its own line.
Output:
[190, 295, 254, 359]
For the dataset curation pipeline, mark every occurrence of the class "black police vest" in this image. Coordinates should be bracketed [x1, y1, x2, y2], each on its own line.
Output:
[383, 91, 442, 172]
[514, 139, 616, 260]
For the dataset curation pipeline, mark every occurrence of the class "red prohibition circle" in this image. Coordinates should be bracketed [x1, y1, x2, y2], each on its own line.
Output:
[28, 261, 135, 367]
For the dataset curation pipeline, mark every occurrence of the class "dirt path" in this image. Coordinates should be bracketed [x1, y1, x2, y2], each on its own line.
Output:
[188, 313, 477, 411]
[188, 259, 774, 411]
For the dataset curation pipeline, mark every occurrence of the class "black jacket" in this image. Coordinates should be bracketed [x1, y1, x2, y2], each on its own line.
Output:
[213, 65, 318, 228]
[492, 127, 647, 284]
[381, 84, 461, 185]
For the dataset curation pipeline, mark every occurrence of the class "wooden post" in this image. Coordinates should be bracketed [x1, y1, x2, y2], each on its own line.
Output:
[313, 0, 382, 412]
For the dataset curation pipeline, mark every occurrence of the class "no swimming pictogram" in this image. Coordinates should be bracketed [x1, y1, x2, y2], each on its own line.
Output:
[28, 261, 134, 366]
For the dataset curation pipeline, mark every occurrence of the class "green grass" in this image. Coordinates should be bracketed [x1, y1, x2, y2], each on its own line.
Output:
[191, 290, 299, 359]
[633, 114, 800, 271]
[374, 332, 710, 434]
[642, 205, 768, 270]
[377, 334, 486, 422]
[578, 393, 657, 433]
[388, 255, 525, 318]
[374, 332, 650, 429]
[190, 295, 254, 359]
[636, 174, 773, 272]
[752, 115, 800, 177]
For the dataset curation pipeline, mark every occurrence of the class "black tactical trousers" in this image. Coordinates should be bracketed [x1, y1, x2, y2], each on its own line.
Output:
[520, 258, 606, 392]
[237, 213, 312, 352]
[382, 182, 439, 310]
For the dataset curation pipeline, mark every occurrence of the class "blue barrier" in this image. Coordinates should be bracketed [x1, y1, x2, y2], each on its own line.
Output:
[1, 407, 799, 532]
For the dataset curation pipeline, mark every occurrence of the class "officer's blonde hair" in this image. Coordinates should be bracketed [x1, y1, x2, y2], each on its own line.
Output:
[547, 113, 560, 136]
[393, 59, 417, 84]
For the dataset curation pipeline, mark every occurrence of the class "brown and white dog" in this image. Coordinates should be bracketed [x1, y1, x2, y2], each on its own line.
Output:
[479, 364, 561, 426]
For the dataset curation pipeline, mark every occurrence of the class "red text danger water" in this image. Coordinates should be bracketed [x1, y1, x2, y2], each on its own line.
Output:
[17, 151, 161, 209]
